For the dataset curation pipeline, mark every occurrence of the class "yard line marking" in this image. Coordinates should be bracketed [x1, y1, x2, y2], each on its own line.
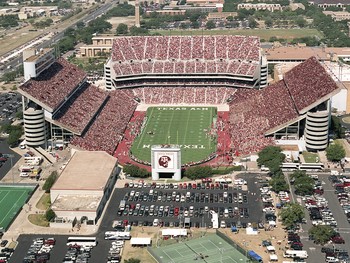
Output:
[0, 190, 11, 206]
[181, 108, 191, 145]
[0, 190, 26, 226]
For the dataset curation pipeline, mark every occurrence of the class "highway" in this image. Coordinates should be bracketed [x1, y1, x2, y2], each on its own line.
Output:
[0, 0, 116, 75]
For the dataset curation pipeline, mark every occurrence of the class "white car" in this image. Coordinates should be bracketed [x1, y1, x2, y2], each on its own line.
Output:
[220, 221, 226, 228]
[20, 172, 29, 178]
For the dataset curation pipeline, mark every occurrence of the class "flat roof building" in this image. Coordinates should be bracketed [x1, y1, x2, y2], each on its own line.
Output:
[50, 151, 119, 225]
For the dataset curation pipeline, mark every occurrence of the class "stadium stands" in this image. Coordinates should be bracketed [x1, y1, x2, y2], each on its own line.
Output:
[284, 56, 339, 113]
[111, 36, 260, 77]
[53, 83, 108, 135]
[70, 89, 137, 155]
[20, 58, 87, 111]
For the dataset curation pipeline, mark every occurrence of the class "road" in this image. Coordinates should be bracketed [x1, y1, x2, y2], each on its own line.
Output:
[1, 0, 117, 75]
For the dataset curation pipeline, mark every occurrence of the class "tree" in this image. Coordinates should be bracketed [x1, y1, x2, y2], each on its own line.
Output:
[129, 26, 150, 36]
[330, 116, 345, 139]
[248, 16, 258, 28]
[116, 23, 128, 35]
[5, 125, 23, 147]
[1, 71, 16, 83]
[309, 225, 336, 245]
[123, 164, 150, 178]
[45, 209, 56, 222]
[124, 258, 141, 263]
[257, 146, 285, 174]
[184, 166, 213, 180]
[206, 20, 215, 29]
[265, 17, 273, 28]
[226, 16, 234, 21]
[326, 142, 346, 162]
[269, 173, 289, 192]
[43, 171, 58, 193]
[295, 16, 307, 28]
[280, 203, 305, 229]
[290, 170, 314, 196]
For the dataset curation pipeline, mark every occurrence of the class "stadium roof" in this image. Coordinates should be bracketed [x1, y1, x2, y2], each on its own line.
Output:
[18, 58, 87, 112]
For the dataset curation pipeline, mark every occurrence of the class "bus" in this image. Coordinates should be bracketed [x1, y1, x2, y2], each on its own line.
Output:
[104, 231, 131, 240]
[66, 236, 97, 247]
[281, 163, 299, 171]
[283, 250, 308, 259]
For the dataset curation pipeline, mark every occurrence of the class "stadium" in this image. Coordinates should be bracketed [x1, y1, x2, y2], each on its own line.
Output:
[18, 36, 340, 169]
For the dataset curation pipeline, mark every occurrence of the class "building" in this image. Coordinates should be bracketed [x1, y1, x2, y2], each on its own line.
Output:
[309, 0, 350, 8]
[18, 6, 58, 20]
[207, 11, 238, 20]
[289, 2, 305, 11]
[323, 10, 350, 21]
[50, 151, 119, 225]
[80, 35, 115, 58]
[237, 3, 282, 12]
[145, 9, 186, 16]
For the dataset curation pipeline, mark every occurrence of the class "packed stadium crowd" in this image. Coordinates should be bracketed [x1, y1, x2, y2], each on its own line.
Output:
[70, 89, 137, 154]
[112, 36, 260, 62]
[20, 58, 86, 110]
[53, 83, 108, 134]
[132, 87, 237, 104]
[284, 56, 339, 112]
[113, 60, 257, 76]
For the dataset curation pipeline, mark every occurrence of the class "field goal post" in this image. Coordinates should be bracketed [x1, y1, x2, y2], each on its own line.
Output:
[151, 145, 181, 181]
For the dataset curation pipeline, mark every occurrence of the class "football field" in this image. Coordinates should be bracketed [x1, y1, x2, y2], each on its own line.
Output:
[130, 107, 217, 165]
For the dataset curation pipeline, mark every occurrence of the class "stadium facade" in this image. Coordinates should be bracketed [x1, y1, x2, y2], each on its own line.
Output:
[17, 36, 340, 162]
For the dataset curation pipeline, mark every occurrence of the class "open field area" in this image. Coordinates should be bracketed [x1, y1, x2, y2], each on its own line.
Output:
[0, 185, 35, 230]
[130, 107, 217, 165]
[303, 151, 319, 163]
[153, 28, 323, 40]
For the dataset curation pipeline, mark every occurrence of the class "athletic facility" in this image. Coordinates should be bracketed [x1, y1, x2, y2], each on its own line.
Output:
[130, 107, 217, 165]
[18, 37, 341, 168]
[149, 234, 249, 263]
[0, 184, 36, 230]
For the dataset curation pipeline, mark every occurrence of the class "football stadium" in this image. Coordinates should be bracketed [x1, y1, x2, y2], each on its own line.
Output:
[18, 35, 340, 169]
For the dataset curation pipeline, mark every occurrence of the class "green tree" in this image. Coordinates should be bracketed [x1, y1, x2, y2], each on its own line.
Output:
[1, 71, 16, 83]
[124, 258, 141, 263]
[226, 16, 234, 21]
[123, 164, 150, 178]
[184, 166, 213, 180]
[15, 111, 23, 120]
[248, 16, 258, 28]
[269, 173, 289, 192]
[45, 209, 56, 222]
[330, 116, 345, 139]
[257, 146, 285, 174]
[309, 225, 336, 245]
[206, 20, 215, 29]
[280, 203, 305, 229]
[43, 171, 58, 193]
[129, 26, 150, 35]
[326, 142, 346, 162]
[295, 16, 307, 27]
[116, 23, 128, 35]
[265, 17, 273, 28]
[291, 171, 314, 196]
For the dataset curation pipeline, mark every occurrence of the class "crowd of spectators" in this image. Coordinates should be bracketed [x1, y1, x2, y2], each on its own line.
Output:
[53, 83, 108, 134]
[111, 36, 259, 78]
[112, 36, 260, 62]
[132, 87, 237, 104]
[20, 58, 87, 111]
[113, 60, 258, 76]
[71, 89, 137, 155]
[284, 56, 339, 113]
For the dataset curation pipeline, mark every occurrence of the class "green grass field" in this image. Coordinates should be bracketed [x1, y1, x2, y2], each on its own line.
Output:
[130, 107, 217, 165]
[0, 185, 35, 230]
[151, 234, 249, 263]
[302, 151, 320, 163]
[153, 28, 323, 40]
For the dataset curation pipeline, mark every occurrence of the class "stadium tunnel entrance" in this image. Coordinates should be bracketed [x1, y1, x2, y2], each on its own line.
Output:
[159, 172, 174, 179]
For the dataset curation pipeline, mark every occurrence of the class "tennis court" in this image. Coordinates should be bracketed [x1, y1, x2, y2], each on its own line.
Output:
[0, 185, 36, 230]
[150, 234, 249, 263]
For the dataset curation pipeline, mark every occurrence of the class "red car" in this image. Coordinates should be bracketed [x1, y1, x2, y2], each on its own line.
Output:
[192, 184, 197, 189]
[202, 178, 213, 183]
[183, 183, 187, 189]
[331, 236, 345, 244]
[0, 157, 7, 162]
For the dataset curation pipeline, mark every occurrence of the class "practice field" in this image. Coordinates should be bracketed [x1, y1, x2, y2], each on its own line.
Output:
[0, 185, 36, 230]
[130, 107, 217, 165]
[150, 234, 249, 263]
[153, 28, 323, 40]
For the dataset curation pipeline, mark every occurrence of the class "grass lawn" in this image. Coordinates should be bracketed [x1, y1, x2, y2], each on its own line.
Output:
[153, 28, 323, 40]
[130, 107, 217, 165]
[28, 214, 49, 227]
[303, 151, 320, 163]
[36, 193, 51, 210]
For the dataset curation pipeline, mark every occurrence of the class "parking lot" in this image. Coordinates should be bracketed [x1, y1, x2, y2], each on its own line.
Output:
[9, 173, 265, 263]
[110, 174, 264, 229]
[0, 92, 21, 126]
